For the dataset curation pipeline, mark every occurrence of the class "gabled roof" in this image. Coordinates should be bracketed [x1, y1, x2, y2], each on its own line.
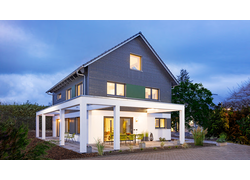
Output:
[46, 32, 178, 93]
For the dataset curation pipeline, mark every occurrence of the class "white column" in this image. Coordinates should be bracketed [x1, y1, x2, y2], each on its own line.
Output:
[179, 107, 185, 144]
[113, 105, 120, 150]
[52, 116, 56, 137]
[80, 101, 88, 153]
[36, 115, 39, 138]
[60, 109, 65, 146]
[42, 114, 46, 140]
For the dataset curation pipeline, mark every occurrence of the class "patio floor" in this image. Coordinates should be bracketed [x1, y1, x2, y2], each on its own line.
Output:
[39, 136, 177, 153]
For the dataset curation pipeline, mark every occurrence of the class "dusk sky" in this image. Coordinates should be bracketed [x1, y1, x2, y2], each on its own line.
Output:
[0, 20, 250, 105]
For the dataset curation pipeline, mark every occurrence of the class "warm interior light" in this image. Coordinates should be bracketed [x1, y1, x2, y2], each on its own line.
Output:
[136, 118, 138, 122]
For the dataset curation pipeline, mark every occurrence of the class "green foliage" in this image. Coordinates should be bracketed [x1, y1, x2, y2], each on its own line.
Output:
[168, 146, 171, 149]
[119, 150, 122, 152]
[145, 131, 149, 138]
[182, 143, 190, 148]
[160, 141, 165, 148]
[216, 133, 227, 143]
[140, 148, 144, 151]
[171, 81, 214, 130]
[0, 118, 54, 160]
[204, 105, 229, 138]
[95, 138, 104, 156]
[159, 137, 166, 141]
[191, 126, 207, 146]
[153, 147, 157, 150]
[0, 101, 49, 130]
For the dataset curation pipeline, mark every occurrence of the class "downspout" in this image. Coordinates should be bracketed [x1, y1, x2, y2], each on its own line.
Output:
[46, 92, 53, 106]
[76, 67, 86, 95]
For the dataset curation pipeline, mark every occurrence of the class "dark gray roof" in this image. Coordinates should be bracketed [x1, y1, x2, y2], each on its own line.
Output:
[46, 32, 178, 93]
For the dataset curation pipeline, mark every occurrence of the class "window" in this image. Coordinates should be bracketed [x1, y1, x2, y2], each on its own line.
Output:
[130, 54, 141, 71]
[76, 83, 83, 96]
[66, 88, 71, 100]
[107, 82, 125, 96]
[155, 118, 167, 129]
[145, 88, 159, 100]
[65, 118, 80, 134]
[57, 93, 61, 100]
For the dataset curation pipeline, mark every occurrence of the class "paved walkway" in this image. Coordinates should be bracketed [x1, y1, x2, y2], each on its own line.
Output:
[79, 143, 250, 160]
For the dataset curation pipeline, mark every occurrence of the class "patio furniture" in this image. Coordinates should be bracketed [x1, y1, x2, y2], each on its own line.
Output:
[69, 133, 76, 143]
[136, 134, 144, 144]
[120, 134, 127, 144]
[65, 132, 70, 142]
[128, 134, 135, 143]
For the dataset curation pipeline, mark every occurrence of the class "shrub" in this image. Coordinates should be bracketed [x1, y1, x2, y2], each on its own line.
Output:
[95, 138, 104, 156]
[159, 137, 166, 141]
[182, 143, 190, 148]
[160, 141, 164, 148]
[145, 131, 149, 138]
[191, 126, 208, 146]
[0, 118, 54, 160]
[216, 133, 227, 143]
[140, 148, 144, 151]
[128, 144, 133, 152]
[153, 147, 157, 150]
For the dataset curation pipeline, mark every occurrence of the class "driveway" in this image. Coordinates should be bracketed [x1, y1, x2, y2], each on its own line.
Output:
[80, 143, 250, 160]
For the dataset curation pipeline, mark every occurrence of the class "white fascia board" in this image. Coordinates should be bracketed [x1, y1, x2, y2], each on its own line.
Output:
[87, 104, 113, 111]
[36, 96, 184, 116]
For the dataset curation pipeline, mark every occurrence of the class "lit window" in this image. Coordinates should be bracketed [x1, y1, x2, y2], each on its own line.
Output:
[107, 82, 125, 96]
[116, 83, 124, 96]
[145, 87, 159, 100]
[76, 83, 83, 96]
[66, 88, 71, 100]
[57, 93, 61, 100]
[152, 89, 158, 100]
[107, 82, 115, 95]
[145, 88, 151, 99]
[155, 118, 167, 129]
[130, 54, 141, 71]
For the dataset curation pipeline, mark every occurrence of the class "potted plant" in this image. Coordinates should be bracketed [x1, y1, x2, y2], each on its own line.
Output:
[216, 133, 227, 146]
[143, 131, 149, 141]
[87, 144, 92, 153]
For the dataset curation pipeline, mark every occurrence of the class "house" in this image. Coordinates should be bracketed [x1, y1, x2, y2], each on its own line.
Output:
[36, 32, 185, 153]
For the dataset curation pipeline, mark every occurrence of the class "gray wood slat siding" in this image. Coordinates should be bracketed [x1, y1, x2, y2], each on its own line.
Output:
[87, 36, 173, 103]
[53, 76, 84, 105]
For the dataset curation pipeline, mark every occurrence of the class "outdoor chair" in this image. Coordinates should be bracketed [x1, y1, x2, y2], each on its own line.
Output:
[136, 134, 144, 144]
[69, 133, 76, 143]
[65, 132, 70, 142]
[128, 134, 135, 143]
[120, 134, 127, 144]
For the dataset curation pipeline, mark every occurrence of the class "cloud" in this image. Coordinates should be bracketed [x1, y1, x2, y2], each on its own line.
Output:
[0, 21, 51, 58]
[0, 72, 69, 105]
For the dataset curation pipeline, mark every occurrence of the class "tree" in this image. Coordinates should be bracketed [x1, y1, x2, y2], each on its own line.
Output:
[177, 69, 192, 83]
[171, 81, 214, 131]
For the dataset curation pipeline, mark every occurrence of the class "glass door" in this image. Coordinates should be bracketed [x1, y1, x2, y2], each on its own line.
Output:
[121, 118, 133, 134]
[104, 117, 114, 142]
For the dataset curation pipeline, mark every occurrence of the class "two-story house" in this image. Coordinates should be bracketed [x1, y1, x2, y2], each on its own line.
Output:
[36, 32, 185, 153]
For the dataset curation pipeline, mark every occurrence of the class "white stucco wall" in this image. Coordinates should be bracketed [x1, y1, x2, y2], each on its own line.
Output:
[55, 110, 171, 144]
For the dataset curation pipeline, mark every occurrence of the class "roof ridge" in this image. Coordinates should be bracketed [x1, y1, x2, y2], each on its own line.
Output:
[83, 32, 141, 67]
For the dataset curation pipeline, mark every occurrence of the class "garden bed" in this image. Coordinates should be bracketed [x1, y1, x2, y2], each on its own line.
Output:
[28, 131, 216, 160]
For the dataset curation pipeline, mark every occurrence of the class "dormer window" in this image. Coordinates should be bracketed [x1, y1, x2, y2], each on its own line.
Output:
[130, 54, 141, 71]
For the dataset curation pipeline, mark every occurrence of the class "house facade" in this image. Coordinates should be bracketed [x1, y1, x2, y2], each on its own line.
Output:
[36, 32, 185, 153]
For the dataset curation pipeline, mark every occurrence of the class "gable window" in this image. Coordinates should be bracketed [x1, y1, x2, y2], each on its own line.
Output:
[66, 88, 72, 100]
[145, 87, 159, 100]
[130, 54, 141, 71]
[57, 93, 61, 100]
[76, 82, 83, 96]
[155, 118, 167, 129]
[107, 82, 125, 96]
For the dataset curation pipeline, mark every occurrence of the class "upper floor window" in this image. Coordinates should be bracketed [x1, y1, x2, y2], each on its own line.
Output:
[130, 54, 141, 71]
[107, 82, 125, 96]
[66, 88, 72, 100]
[145, 87, 159, 100]
[76, 82, 83, 96]
[57, 93, 61, 100]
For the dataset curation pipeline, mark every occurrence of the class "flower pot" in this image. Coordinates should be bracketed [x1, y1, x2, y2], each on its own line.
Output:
[216, 142, 227, 147]
[139, 142, 146, 149]
[87, 146, 92, 153]
[142, 137, 149, 141]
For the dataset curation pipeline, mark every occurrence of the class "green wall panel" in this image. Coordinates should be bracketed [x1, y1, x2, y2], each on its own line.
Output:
[126, 84, 145, 99]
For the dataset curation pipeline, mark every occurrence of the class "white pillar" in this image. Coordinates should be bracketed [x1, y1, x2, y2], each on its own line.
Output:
[113, 105, 120, 150]
[80, 101, 88, 153]
[60, 109, 65, 146]
[36, 115, 39, 138]
[42, 114, 46, 140]
[179, 107, 185, 144]
[52, 116, 56, 137]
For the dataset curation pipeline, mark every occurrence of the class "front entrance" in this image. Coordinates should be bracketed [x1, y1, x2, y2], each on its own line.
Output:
[103, 117, 133, 142]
